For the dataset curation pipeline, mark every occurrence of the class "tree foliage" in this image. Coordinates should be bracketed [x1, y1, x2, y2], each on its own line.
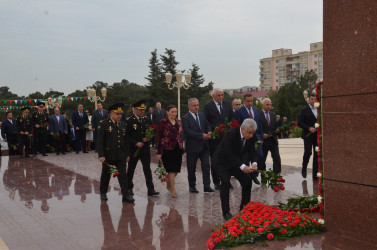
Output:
[269, 70, 318, 121]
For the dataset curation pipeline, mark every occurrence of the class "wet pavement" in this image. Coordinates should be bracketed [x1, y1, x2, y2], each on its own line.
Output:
[0, 146, 376, 250]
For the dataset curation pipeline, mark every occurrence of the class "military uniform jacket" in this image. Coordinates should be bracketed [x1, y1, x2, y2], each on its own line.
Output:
[126, 113, 151, 156]
[32, 111, 49, 134]
[16, 116, 33, 133]
[97, 118, 130, 161]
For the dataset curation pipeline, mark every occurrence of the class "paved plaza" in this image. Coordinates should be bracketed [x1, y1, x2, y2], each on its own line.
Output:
[0, 139, 376, 250]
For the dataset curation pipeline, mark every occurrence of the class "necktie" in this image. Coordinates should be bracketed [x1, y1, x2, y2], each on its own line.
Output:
[100, 110, 103, 119]
[195, 113, 201, 130]
[218, 103, 223, 114]
[71, 128, 75, 140]
[248, 108, 253, 119]
[158, 109, 161, 114]
[266, 112, 270, 126]
[241, 138, 246, 150]
[80, 112, 83, 118]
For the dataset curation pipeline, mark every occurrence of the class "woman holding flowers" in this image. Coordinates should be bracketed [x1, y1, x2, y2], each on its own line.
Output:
[156, 105, 184, 198]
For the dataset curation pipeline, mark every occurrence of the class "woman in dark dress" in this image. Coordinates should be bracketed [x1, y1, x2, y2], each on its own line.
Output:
[156, 105, 184, 198]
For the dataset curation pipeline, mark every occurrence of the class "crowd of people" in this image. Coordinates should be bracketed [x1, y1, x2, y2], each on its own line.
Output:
[1, 88, 319, 220]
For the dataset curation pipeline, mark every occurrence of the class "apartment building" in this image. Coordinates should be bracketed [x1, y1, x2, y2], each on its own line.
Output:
[259, 42, 323, 90]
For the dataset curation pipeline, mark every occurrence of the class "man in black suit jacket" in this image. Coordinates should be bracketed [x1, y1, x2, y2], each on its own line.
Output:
[182, 98, 213, 193]
[71, 104, 89, 154]
[203, 88, 235, 189]
[91, 102, 108, 152]
[213, 119, 258, 220]
[298, 93, 318, 180]
[259, 98, 281, 174]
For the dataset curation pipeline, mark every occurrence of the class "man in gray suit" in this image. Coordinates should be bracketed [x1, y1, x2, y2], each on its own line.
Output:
[91, 102, 108, 152]
[152, 102, 166, 127]
[182, 98, 214, 193]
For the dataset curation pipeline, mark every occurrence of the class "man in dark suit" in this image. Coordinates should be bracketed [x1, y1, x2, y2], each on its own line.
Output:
[203, 88, 235, 190]
[1, 111, 18, 156]
[71, 104, 89, 154]
[259, 98, 281, 174]
[235, 93, 264, 184]
[97, 103, 134, 203]
[91, 102, 108, 152]
[16, 107, 33, 158]
[148, 107, 156, 147]
[232, 98, 242, 115]
[126, 100, 159, 197]
[152, 102, 166, 127]
[182, 98, 213, 193]
[213, 118, 258, 220]
[48, 107, 68, 155]
[298, 93, 318, 180]
[31, 102, 49, 156]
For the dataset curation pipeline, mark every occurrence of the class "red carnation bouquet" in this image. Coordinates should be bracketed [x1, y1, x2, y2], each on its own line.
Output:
[105, 162, 120, 178]
[133, 125, 157, 157]
[155, 160, 168, 183]
[211, 120, 240, 140]
[257, 169, 285, 192]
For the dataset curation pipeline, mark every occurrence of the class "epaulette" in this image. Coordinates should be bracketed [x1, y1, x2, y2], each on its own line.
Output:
[126, 117, 130, 120]
[100, 120, 104, 123]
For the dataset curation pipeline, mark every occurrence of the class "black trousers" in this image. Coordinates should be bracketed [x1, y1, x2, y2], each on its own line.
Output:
[33, 132, 46, 154]
[18, 134, 30, 156]
[76, 129, 86, 152]
[303, 135, 318, 179]
[6, 133, 18, 156]
[216, 166, 252, 213]
[127, 152, 154, 192]
[262, 138, 281, 174]
[186, 148, 211, 189]
[100, 160, 128, 196]
[209, 140, 221, 186]
[93, 130, 97, 151]
[53, 132, 67, 153]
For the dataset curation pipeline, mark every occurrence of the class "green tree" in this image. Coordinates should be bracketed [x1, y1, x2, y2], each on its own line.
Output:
[0, 86, 19, 100]
[145, 49, 166, 107]
[269, 70, 318, 121]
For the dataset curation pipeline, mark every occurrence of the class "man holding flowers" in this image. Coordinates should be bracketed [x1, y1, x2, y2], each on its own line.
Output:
[213, 118, 258, 220]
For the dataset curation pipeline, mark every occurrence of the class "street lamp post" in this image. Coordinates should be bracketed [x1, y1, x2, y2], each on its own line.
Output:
[86, 87, 107, 110]
[165, 70, 191, 119]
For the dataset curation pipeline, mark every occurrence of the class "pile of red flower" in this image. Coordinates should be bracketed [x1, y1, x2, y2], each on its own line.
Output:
[206, 202, 325, 249]
[211, 120, 240, 139]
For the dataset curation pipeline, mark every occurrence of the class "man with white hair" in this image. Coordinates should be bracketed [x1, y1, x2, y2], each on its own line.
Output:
[203, 88, 235, 190]
[259, 98, 281, 174]
[213, 118, 258, 220]
[232, 99, 242, 114]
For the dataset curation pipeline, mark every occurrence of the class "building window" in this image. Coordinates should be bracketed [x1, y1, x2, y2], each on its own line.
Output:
[314, 61, 317, 65]
[319, 53, 322, 58]
[318, 61, 323, 67]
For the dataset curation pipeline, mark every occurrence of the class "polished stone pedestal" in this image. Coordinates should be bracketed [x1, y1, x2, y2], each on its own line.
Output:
[323, 0, 377, 245]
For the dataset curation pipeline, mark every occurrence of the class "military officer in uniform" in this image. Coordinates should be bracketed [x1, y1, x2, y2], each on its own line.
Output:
[126, 100, 159, 197]
[32, 102, 49, 157]
[16, 107, 33, 158]
[97, 103, 134, 203]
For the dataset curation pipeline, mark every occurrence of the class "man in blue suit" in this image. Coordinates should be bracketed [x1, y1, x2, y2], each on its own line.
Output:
[182, 98, 214, 194]
[71, 104, 89, 154]
[49, 108, 68, 155]
[235, 94, 265, 184]
[1, 111, 18, 156]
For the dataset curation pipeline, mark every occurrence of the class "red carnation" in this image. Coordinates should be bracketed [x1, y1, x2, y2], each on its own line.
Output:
[280, 185, 285, 191]
[273, 186, 279, 192]
[281, 228, 287, 235]
[150, 125, 157, 131]
[267, 233, 274, 240]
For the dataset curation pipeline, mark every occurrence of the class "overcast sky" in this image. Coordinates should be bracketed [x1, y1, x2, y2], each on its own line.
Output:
[0, 0, 322, 96]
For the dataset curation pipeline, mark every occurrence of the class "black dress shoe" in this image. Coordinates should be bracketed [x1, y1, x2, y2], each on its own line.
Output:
[214, 184, 221, 190]
[127, 189, 134, 196]
[56, 152, 60, 155]
[122, 195, 135, 203]
[223, 212, 233, 221]
[42, 154, 48, 156]
[302, 167, 307, 178]
[32, 154, 37, 157]
[189, 187, 199, 193]
[252, 176, 261, 185]
[76, 151, 79, 154]
[62, 152, 66, 155]
[204, 187, 215, 193]
[100, 193, 108, 201]
[148, 190, 160, 196]
[83, 151, 89, 153]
